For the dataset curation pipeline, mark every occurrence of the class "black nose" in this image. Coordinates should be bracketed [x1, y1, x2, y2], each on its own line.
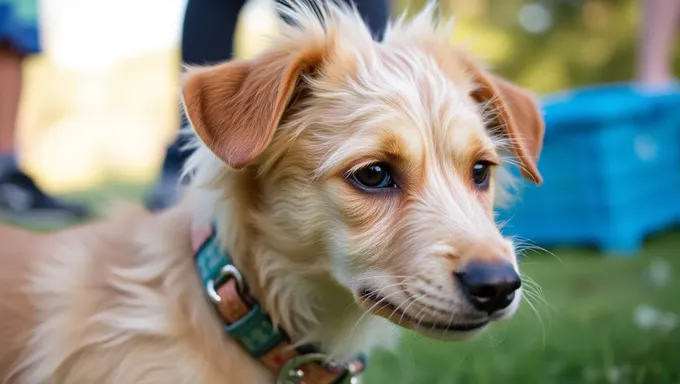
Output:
[454, 261, 521, 314]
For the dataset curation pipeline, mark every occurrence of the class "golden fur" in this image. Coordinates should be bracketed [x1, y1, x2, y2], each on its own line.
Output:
[0, 2, 545, 383]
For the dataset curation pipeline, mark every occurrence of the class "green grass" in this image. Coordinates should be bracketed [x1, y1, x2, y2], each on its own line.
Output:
[8, 182, 680, 383]
[364, 233, 680, 384]
[3, 182, 149, 231]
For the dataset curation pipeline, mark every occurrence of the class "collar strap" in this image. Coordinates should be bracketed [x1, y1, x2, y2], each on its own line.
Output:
[192, 224, 365, 384]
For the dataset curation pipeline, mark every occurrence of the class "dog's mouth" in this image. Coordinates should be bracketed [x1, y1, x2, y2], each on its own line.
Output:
[357, 288, 489, 333]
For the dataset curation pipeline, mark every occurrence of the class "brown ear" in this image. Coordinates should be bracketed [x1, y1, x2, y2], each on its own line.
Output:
[467, 65, 545, 184]
[182, 50, 322, 169]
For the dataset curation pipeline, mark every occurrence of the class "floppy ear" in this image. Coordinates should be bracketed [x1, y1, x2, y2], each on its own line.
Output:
[181, 50, 322, 169]
[467, 65, 545, 184]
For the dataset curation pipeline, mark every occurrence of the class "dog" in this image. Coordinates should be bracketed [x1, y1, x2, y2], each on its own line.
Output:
[0, 1, 544, 383]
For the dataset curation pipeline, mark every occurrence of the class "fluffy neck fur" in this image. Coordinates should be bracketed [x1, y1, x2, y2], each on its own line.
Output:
[179, 0, 459, 361]
[179, 0, 521, 362]
[185, 145, 394, 361]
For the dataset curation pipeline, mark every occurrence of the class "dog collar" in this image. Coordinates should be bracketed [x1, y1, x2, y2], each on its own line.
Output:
[192, 224, 365, 384]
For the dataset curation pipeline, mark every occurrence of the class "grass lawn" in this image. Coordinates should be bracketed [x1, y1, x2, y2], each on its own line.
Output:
[9, 182, 680, 384]
[363, 234, 680, 384]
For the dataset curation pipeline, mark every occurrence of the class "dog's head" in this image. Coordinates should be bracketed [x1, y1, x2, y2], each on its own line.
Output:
[182, 2, 544, 342]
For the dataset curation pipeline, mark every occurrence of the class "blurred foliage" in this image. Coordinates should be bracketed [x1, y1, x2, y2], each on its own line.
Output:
[18, 0, 680, 190]
[394, 0, 680, 94]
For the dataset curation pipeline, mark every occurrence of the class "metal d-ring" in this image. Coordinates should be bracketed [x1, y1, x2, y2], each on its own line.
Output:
[206, 264, 245, 303]
[277, 353, 360, 384]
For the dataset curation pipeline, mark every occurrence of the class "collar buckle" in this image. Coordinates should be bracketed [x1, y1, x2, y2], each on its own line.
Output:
[277, 353, 361, 384]
[194, 224, 366, 384]
[206, 264, 245, 303]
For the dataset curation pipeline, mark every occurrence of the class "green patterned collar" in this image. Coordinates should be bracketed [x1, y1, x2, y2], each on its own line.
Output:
[193, 224, 365, 384]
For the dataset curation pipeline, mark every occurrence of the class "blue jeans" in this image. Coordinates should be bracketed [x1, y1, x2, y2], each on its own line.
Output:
[0, 0, 41, 54]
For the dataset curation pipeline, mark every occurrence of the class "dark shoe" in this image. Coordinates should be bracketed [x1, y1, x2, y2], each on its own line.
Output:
[145, 131, 194, 212]
[145, 172, 183, 212]
[0, 170, 91, 222]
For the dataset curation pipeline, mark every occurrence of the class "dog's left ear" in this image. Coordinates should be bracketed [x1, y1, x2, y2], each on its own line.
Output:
[467, 65, 545, 185]
[181, 49, 322, 169]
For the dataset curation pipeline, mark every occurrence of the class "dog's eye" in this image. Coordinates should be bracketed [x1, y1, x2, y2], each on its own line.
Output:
[472, 161, 492, 189]
[350, 163, 397, 190]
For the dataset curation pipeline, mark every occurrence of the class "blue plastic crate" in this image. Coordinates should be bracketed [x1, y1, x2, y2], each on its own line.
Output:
[497, 83, 680, 255]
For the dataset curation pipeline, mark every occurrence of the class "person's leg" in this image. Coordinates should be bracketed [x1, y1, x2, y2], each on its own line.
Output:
[636, 0, 680, 86]
[146, 0, 248, 211]
[181, 0, 245, 66]
[352, 0, 390, 39]
[168, 0, 247, 158]
[0, 43, 21, 174]
[0, 3, 89, 221]
[147, 0, 390, 211]
[276, 0, 389, 38]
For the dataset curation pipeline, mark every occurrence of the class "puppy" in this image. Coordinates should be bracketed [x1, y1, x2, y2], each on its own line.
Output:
[0, 2, 544, 383]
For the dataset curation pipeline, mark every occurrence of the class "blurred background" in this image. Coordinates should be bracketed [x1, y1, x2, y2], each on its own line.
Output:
[3, 0, 680, 382]
[16, 0, 676, 193]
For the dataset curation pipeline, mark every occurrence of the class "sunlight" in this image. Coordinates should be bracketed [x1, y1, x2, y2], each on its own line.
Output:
[19, 0, 276, 192]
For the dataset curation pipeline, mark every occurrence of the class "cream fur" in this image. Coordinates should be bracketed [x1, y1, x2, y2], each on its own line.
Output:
[0, 1, 544, 383]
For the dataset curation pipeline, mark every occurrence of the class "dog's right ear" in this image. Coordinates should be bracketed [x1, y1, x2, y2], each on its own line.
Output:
[182, 49, 323, 169]
[464, 62, 545, 185]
